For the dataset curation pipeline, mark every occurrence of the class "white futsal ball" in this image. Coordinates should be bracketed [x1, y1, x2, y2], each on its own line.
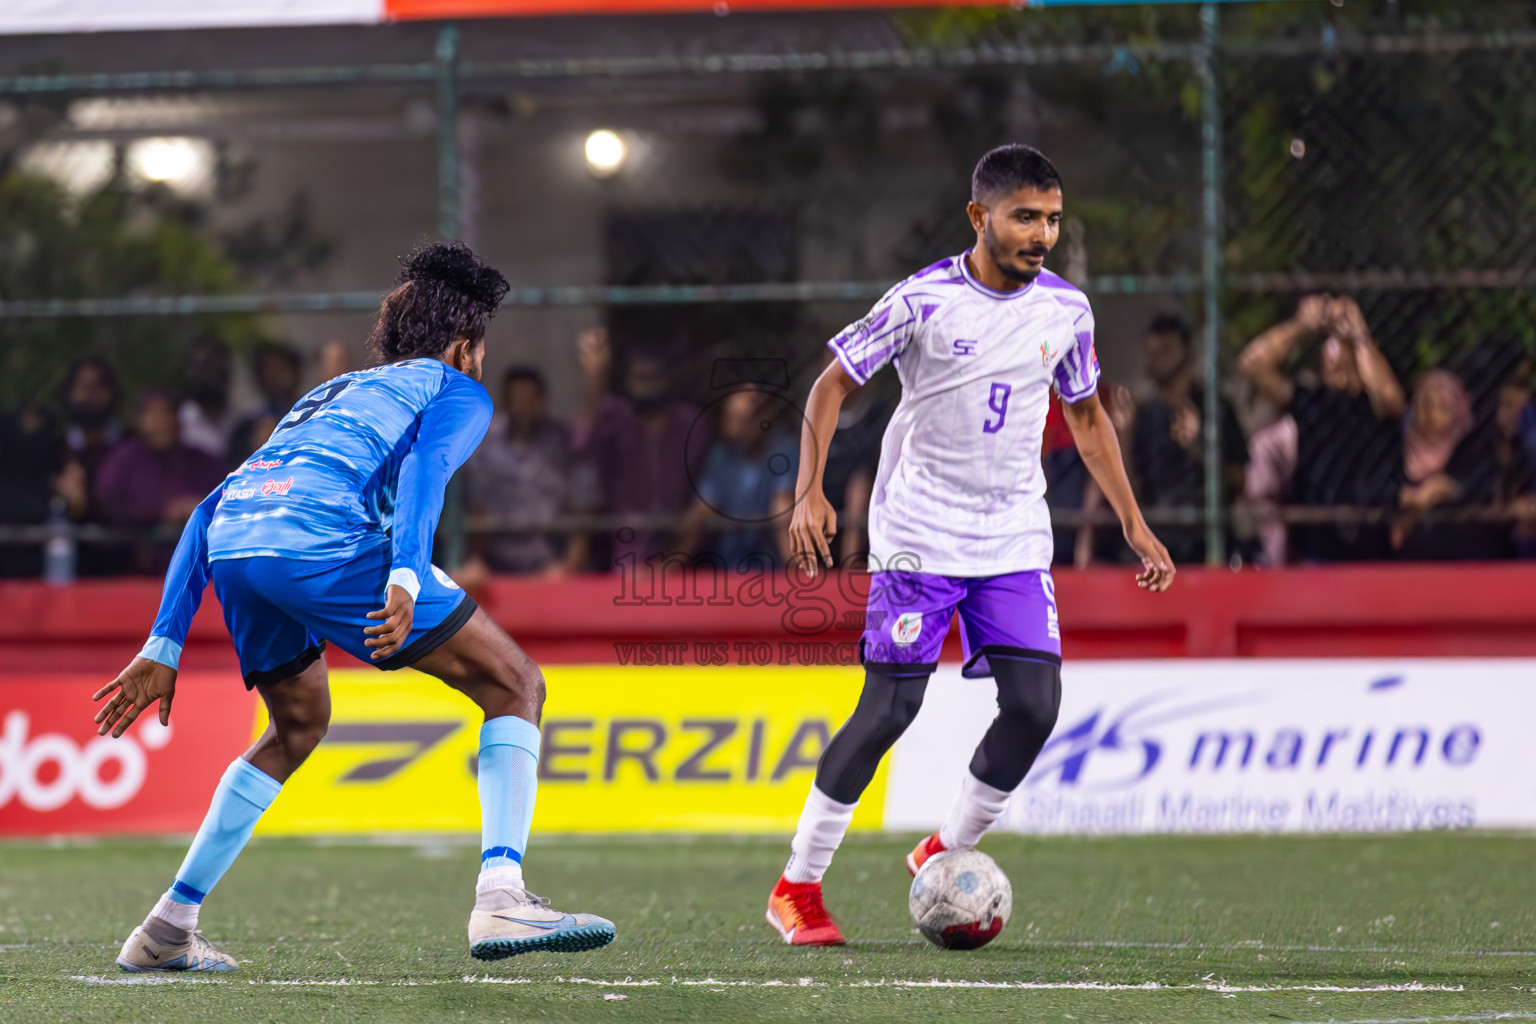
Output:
[908, 849, 1012, 950]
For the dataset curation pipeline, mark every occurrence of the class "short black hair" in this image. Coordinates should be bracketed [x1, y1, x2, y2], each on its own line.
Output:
[502, 365, 547, 393]
[971, 144, 1062, 204]
[1146, 313, 1192, 347]
[368, 241, 510, 363]
[62, 356, 120, 402]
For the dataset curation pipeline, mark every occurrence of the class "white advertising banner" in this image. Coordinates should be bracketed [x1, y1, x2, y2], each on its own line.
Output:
[884, 660, 1536, 834]
[2, 0, 379, 35]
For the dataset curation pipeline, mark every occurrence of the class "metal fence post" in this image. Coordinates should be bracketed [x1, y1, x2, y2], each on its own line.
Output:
[1200, 2, 1226, 567]
[437, 20, 468, 569]
[437, 22, 461, 241]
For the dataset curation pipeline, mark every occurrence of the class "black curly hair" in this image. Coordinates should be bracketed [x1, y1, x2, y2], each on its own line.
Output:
[367, 241, 511, 363]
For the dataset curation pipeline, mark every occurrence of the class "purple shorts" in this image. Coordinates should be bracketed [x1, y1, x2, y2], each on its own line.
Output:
[859, 570, 1060, 679]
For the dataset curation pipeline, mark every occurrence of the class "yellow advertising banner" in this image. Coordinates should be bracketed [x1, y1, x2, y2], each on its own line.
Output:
[254, 665, 884, 835]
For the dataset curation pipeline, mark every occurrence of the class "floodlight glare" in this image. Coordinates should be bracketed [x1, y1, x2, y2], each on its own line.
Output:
[128, 137, 209, 189]
[584, 129, 627, 177]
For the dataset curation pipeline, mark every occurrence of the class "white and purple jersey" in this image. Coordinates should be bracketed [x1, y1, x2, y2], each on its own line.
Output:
[829, 253, 1099, 577]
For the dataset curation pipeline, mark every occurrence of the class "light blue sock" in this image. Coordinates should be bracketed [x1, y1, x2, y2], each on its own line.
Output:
[165, 758, 282, 906]
[478, 716, 541, 878]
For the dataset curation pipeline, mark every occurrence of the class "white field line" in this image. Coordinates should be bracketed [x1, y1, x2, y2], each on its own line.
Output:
[834, 937, 1536, 958]
[847, 980, 1466, 993]
[50, 937, 1536, 959]
[1037, 939, 1536, 958]
[73, 974, 1472, 995]
[1286, 1015, 1536, 1024]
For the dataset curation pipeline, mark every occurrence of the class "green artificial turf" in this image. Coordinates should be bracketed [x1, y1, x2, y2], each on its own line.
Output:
[2, 832, 1534, 1023]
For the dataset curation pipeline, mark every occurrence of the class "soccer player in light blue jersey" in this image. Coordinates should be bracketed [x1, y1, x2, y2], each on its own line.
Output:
[94, 242, 615, 972]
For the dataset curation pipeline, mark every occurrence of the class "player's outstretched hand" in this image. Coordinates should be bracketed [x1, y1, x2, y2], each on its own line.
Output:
[1125, 521, 1176, 593]
[788, 488, 837, 577]
[93, 657, 177, 738]
[365, 584, 415, 661]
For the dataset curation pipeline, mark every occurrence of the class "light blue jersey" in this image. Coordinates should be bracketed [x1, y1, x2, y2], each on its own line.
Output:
[138, 357, 492, 670]
[209, 358, 491, 567]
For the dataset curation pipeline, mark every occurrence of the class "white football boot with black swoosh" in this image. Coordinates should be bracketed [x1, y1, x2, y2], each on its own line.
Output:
[116, 918, 239, 973]
[468, 888, 616, 960]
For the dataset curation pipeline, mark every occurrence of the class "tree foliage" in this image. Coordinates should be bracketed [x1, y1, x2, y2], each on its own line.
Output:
[0, 169, 267, 409]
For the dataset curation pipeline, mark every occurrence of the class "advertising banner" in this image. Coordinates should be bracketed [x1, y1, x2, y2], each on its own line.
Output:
[383, 0, 1006, 22]
[2, 0, 378, 34]
[255, 665, 885, 835]
[7, 659, 1532, 837]
[2, 0, 1006, 36]
[885, 660, 1536, 834]
[0, 674, 257, 836]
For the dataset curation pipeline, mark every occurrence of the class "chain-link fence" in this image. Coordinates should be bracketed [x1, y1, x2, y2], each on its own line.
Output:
[1, 2, 1534, 579]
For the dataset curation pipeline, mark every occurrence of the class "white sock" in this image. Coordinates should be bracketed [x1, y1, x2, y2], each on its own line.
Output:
[475, 864, 526, 909]
[782, 785, 857, 884]
[148, 894, 199, 932]
[938, 772, 1012, 850]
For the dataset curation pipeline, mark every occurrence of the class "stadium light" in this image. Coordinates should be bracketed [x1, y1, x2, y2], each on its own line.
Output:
[584, 129, 627, 178]
[127, 137, 211, 190]
[17, 141, 115, 195]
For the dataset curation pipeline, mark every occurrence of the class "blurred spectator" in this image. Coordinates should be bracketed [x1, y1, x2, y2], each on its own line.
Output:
[230, 343, 304, 465]
[818, 351, 891, 562]
[1238, 295, 1405, 562]
[1494, 373, 1536, 558]
[55, 357, 122, 519]
[55, 357, 126, 575]
[1130, 314, 1247, 565]
[1044, 379, 1135, 568]
[1391, 370, 1502, 560]
[0, 405, 61, 577]
[1072, 382, 1137, 567]
[459, 367, 597, 582]
[574, 327, 709, 568]
[179, 336, 235, 460]
[682, 389, 798, 569]
[1241, 414, 1298, 566]
[96, 390, 225, 573]
[315, 339, 355, 385]
[1042, 391, 1088, 566]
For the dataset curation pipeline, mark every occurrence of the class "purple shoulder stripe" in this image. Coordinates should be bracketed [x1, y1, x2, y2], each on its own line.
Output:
[1034, 269, 1092, 322]
[912, 256, 958, 280]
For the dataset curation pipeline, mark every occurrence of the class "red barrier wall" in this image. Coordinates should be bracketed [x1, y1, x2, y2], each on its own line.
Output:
[4, 564, 1536, 674]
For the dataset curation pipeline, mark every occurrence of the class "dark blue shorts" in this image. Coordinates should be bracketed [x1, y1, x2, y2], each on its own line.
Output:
[210, 550, 477, 689]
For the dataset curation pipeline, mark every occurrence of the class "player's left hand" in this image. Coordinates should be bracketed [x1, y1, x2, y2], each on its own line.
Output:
[365, 584, 415, 661]
[93, 657, 177, 738]
[1125, 521, 1176, 593]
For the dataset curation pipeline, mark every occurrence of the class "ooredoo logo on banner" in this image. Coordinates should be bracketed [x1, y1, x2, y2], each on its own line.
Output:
[0, 675, 256, 835]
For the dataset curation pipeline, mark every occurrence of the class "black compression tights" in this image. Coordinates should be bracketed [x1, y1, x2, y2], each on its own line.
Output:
[814, 668, 929, 804]
[813, 658, 1062, 805]
[968, 657, 1062, 792]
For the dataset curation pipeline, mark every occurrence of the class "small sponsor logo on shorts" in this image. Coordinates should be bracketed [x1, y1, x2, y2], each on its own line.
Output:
[431, 565, 461, 591]
[891, 611, 923, 647]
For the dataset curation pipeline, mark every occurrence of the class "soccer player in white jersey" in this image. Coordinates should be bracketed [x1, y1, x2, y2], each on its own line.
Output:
[766, 144, 1176, 946]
